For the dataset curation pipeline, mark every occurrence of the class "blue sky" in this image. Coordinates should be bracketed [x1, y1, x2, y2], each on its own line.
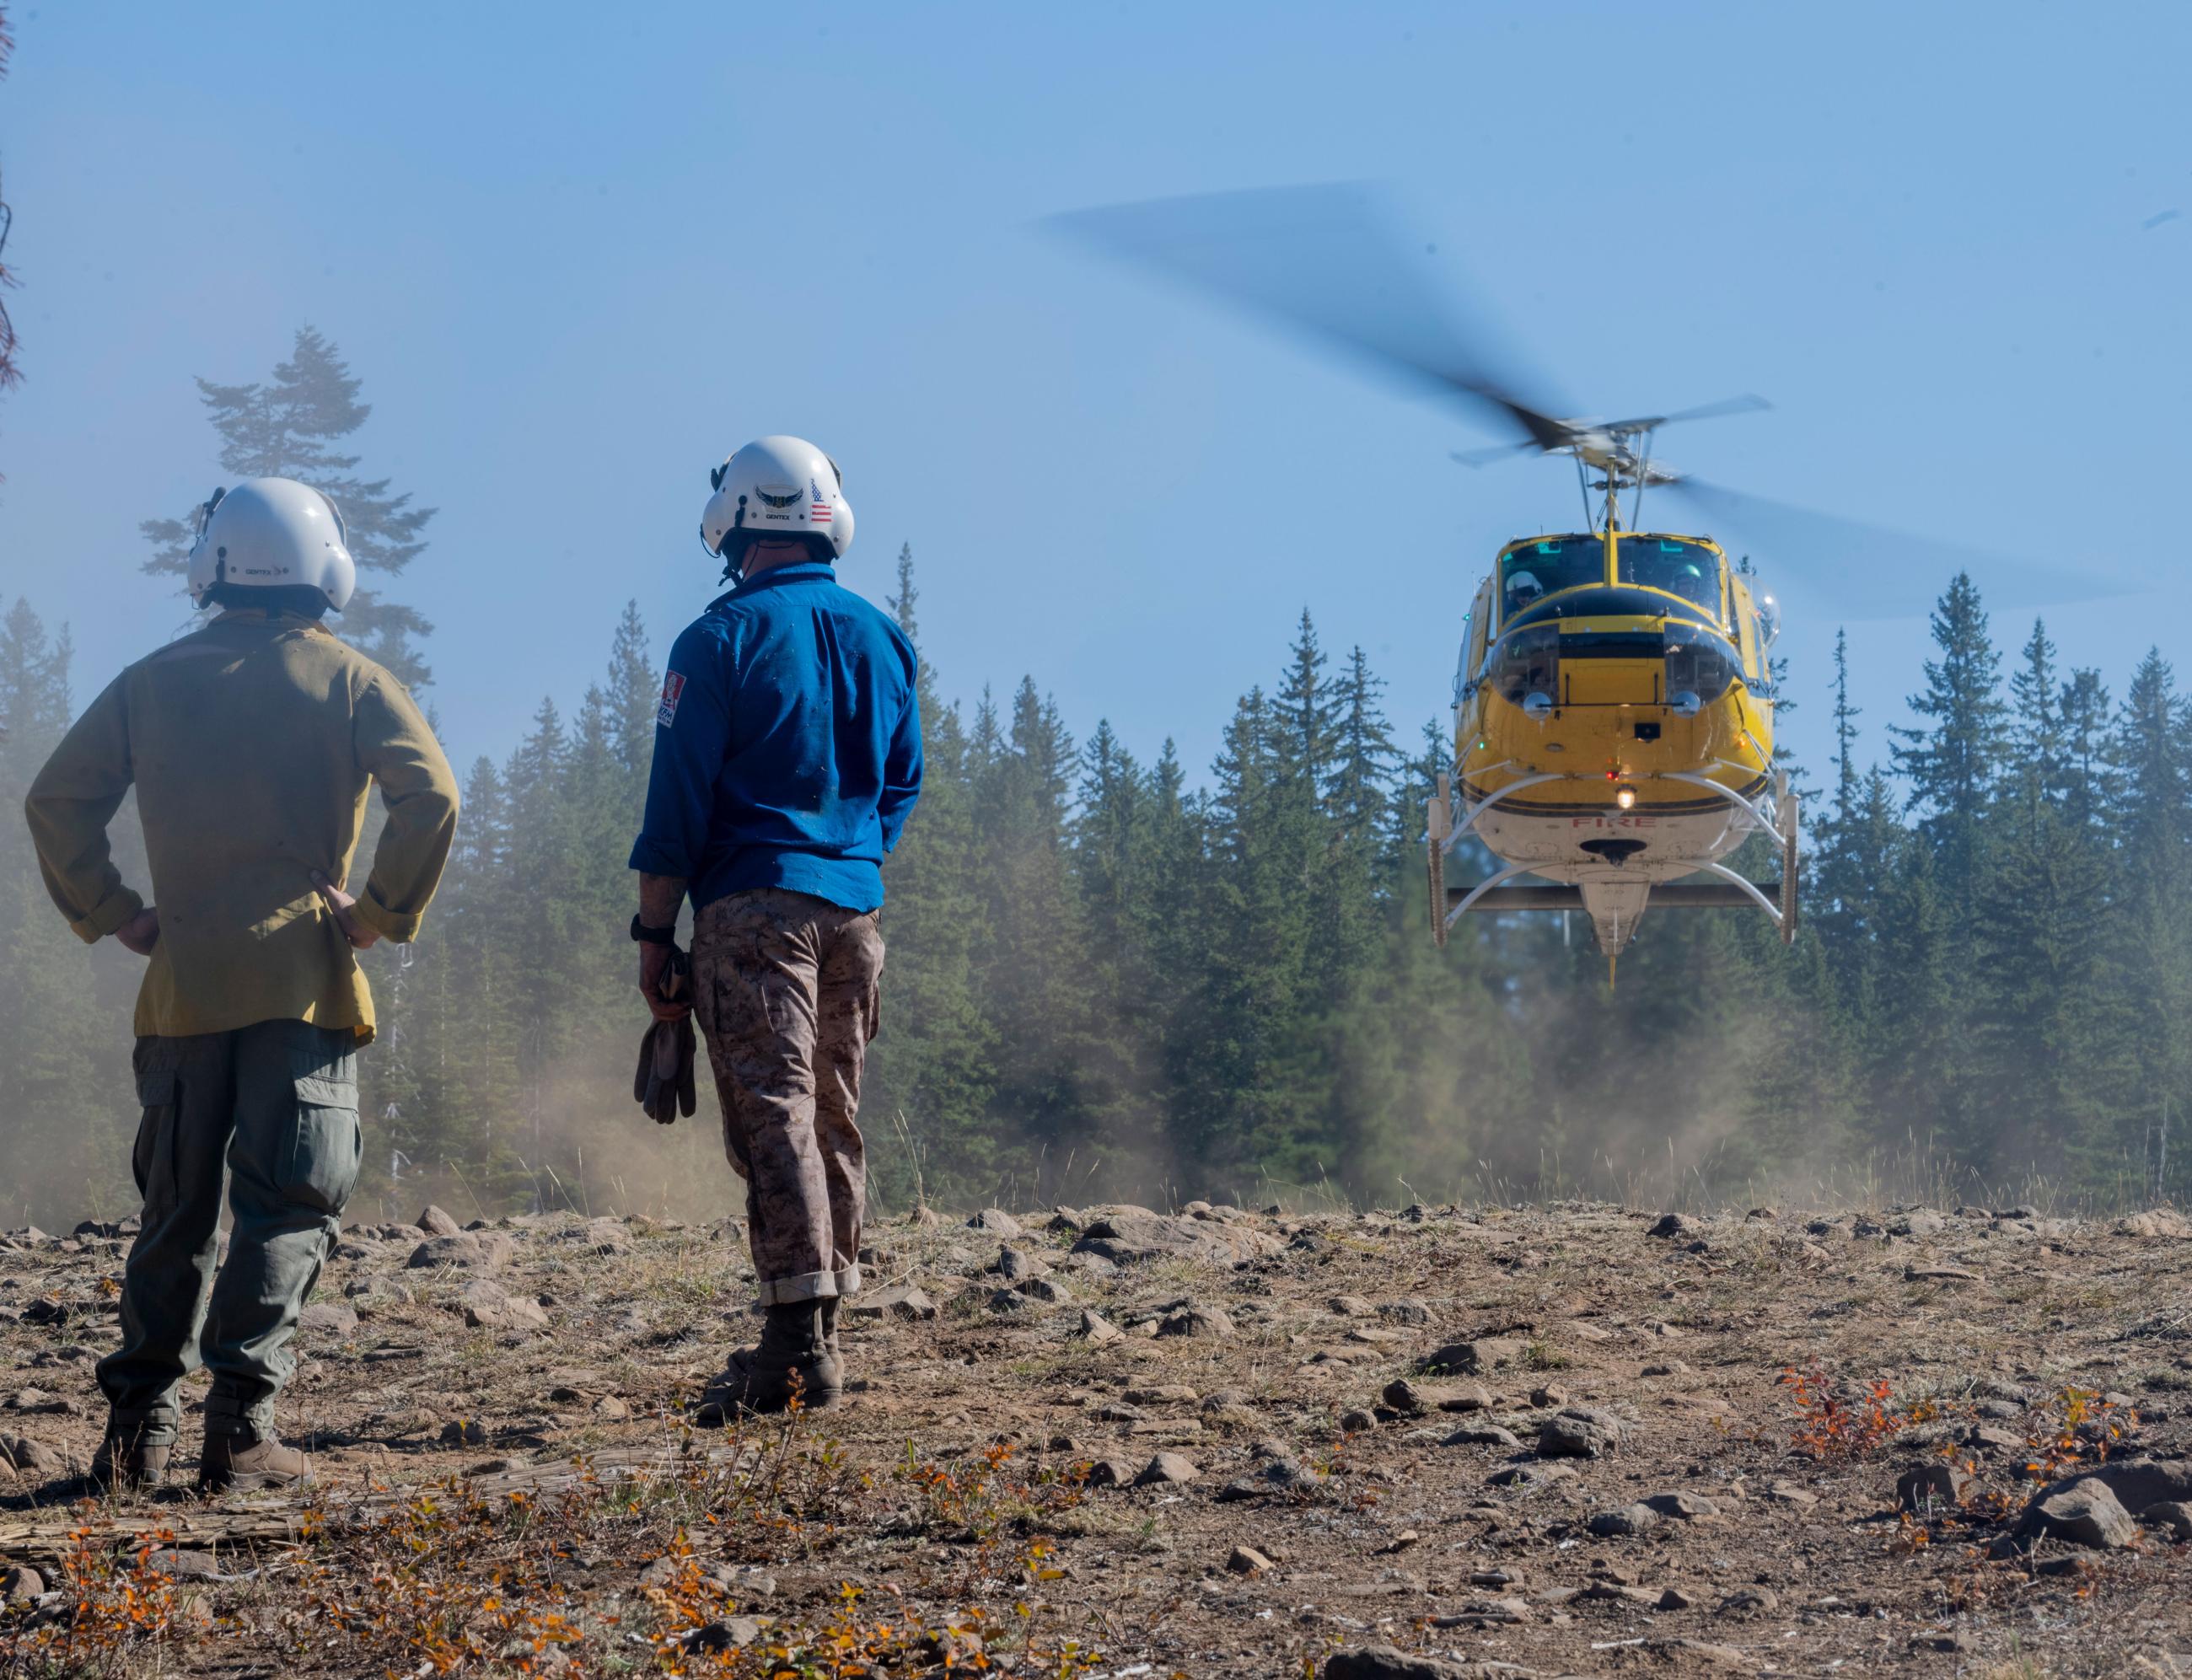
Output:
[2, 1, 2186, 790]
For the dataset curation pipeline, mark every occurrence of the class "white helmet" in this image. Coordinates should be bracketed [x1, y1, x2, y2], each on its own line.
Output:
[186, 476, 356, 610]
[700, 435, 854, 572]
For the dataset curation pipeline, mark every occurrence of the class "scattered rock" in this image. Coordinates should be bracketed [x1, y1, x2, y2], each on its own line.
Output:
[1379, 1377, 1428, 1414]
[1528, 1383, 1568, 1409]
[1158, 1304, 1234, 1339]
[2033, 1458, 2192, 1516]
[1378, 1299, 1432, 1327]
[1338, 1407, 1378, 1433]
[1715, 1586, 1778, 1615]
[846, 1285, 937, 1322]
[1134, 1451, 1199, 1486]
[1589, 1502, 1662, 1537]
[1647, 1211, 1703, 1239]
[2141, 1500, 2192, 1540]
[1441, 1425, 1522, 1450]
[1420, 1339, 1518, 1377]
[1643, 1489, 1718, 1520]
[1084, 1457, 1137, 1489]
[298, 1300, 359, 1336]
[1, 1436, 59, 1474]
[1657, 1585, 1700, 1610]
[1017, 1275, 1072, 1303]
[1537, 1407, 1622, 1459]
[406, 1232, 514, 1271]
[594, 1396, 631, 1421]
[1647, 1639, 1756, 1670]
[1486, 1462, 1572, 1489]
[1432, 1382, 1495, 1414]
[2118, 1210, 2192, 1239]
[1905, 1264, 1979, 1283]
[1910, 1629, 1973, 1654]
[1323, 1646, 1485, 1680]
[966, 1208, 1023, 1237]
[1896, 1460, 1974, 1513]
[1070, 1210, 1281, 1266]
[1227, 1544, 1274, 1575]
[417, 1205, 465, 1237]
[2017, 1482, 2139, 1550]
[1, 1565, 44, 1603]
[460, 1280, 549, 1332]
[989, 1245, 1050, 1280]
[1888, 1208, 1947, 1238]
[1075, 1308, 1123, 1345]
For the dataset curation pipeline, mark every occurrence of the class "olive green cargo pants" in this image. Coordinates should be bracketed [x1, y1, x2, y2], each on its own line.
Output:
[96, 1021, 363, 1443]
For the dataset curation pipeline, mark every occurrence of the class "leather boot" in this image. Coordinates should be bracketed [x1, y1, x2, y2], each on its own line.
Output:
[721, 1302, 841, 1414]
[197, 1428, 315, 1493]
[90, 1420, 171, 1493]
[821, 1295, 841, 1361]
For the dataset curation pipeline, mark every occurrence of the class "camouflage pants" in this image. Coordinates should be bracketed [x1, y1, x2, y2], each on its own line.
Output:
[692, 889, 883, 1306]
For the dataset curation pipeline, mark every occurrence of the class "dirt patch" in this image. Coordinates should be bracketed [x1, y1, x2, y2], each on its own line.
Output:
[3, 1199, 2190, 1674]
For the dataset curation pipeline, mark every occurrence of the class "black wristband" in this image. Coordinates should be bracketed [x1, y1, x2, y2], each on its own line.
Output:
[630, 915, 678, 947]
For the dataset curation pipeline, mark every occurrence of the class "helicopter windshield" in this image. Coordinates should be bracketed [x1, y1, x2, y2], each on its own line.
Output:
[1502, 538, 1604, 620]
[1617, 537, 1721, 618]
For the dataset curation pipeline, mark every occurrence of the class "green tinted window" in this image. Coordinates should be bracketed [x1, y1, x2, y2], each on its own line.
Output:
[1618, 538, 1720, 617]
[1501, 537, 1604, 621]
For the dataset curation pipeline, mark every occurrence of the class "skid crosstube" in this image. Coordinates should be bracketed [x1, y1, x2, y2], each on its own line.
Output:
[1448, 881, 1782, 912]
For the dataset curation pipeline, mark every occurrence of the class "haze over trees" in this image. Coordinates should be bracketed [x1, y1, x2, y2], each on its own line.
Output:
[138, 329, 437, 686]
[3, 341, 2188, 1225]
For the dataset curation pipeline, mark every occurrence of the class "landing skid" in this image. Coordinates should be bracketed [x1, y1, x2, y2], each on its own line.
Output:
[1427, 767, 1799, 951]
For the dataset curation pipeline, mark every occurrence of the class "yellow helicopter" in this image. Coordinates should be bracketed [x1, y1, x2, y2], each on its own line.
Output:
[1430, 458, 1796, 972]
[1056, 183, 2082, 976]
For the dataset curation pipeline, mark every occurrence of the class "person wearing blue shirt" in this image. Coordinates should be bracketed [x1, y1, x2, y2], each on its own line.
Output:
[628, 435, 920, 1413]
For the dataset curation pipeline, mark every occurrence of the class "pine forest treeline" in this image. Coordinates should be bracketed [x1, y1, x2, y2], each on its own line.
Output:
[5, 545, 2189, 1226]
[2, 328, 2184, 1223]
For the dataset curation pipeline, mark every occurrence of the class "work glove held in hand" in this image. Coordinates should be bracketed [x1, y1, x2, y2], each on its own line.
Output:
[633, 945, 697, 1124]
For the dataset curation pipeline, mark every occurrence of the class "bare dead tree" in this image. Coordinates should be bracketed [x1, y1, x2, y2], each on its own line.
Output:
[0, 4, 19, 394]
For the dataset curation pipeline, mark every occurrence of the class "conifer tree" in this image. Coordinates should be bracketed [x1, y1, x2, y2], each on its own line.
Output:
[140, 328, 438, 684]
[1892, 572, 2007, 913]
[870, 546, 996, 1203]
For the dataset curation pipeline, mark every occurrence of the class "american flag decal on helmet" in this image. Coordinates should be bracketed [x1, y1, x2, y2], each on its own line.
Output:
[810, 502, 834, 523]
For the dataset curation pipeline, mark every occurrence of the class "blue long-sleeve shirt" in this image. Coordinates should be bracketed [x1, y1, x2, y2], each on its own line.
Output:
[629, 561, 922, 914]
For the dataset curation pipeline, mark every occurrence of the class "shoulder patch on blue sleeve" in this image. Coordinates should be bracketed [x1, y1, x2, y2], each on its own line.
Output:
[658, 671, 686, 728]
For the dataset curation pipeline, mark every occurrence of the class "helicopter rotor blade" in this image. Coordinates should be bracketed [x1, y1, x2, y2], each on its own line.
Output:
[1050, 184, 1575, 453]
[1662, 478, 2132, 620]
[1600, 394, 1774, 434]
[1451, 440, 1542, 470]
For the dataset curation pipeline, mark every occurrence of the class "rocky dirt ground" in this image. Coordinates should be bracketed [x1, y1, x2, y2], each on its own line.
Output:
[3, 1196, 2192, 1677]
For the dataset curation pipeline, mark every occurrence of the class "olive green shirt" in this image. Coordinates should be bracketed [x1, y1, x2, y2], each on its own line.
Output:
[23, 609, 459, 1042]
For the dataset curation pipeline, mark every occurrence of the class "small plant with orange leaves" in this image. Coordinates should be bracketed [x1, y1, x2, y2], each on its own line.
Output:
[2022, 1385, 2138, 1485]
[1780, 1365, 1936, 1462]
[890, 1441, 1088, 1548]
[0, 1526, 191, 1678]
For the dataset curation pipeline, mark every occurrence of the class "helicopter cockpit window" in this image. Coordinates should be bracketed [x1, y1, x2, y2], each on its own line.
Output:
[1502, 538, 1603, 620]
[1618, 539, 1721, 619]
